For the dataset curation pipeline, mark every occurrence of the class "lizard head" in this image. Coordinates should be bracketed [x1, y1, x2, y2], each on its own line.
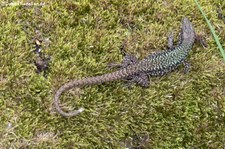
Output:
[181, 17, 195, 41]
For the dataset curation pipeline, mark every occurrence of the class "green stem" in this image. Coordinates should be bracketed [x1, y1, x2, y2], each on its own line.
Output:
[194, 0, 225, 61]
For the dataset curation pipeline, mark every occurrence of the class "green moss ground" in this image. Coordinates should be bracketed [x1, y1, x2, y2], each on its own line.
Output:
[0, 0, 225, 148]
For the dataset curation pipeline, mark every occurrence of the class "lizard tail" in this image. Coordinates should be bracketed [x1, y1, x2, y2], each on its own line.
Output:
[54, 65, 138, 117]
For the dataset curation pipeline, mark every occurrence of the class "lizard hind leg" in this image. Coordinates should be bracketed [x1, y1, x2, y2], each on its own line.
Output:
[121, 54, 139, 68]
[107, 51, 139, 70]
[108, 46, 150, 88]
[182, 60, 191, 73]
[115, 47, 151, 87]
[119, 43, 139, 68]
[128, 72, 150, 88]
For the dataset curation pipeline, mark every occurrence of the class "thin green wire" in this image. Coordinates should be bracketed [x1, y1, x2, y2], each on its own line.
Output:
[194, 0, 225, 61]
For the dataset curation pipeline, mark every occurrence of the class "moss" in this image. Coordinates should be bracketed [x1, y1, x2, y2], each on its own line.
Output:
[1, 0, 225, 148]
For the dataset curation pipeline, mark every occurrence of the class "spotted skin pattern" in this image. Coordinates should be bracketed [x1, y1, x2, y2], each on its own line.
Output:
[54, 17, 196, 117]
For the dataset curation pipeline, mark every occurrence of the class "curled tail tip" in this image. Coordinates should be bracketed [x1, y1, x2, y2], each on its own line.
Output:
[54, 90, 85, 117]
[56, 108, 84, 117]
[78, 107, 85, 113]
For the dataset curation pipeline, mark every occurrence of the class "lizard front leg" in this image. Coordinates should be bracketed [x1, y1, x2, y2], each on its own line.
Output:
[182, 60, 191, 73]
